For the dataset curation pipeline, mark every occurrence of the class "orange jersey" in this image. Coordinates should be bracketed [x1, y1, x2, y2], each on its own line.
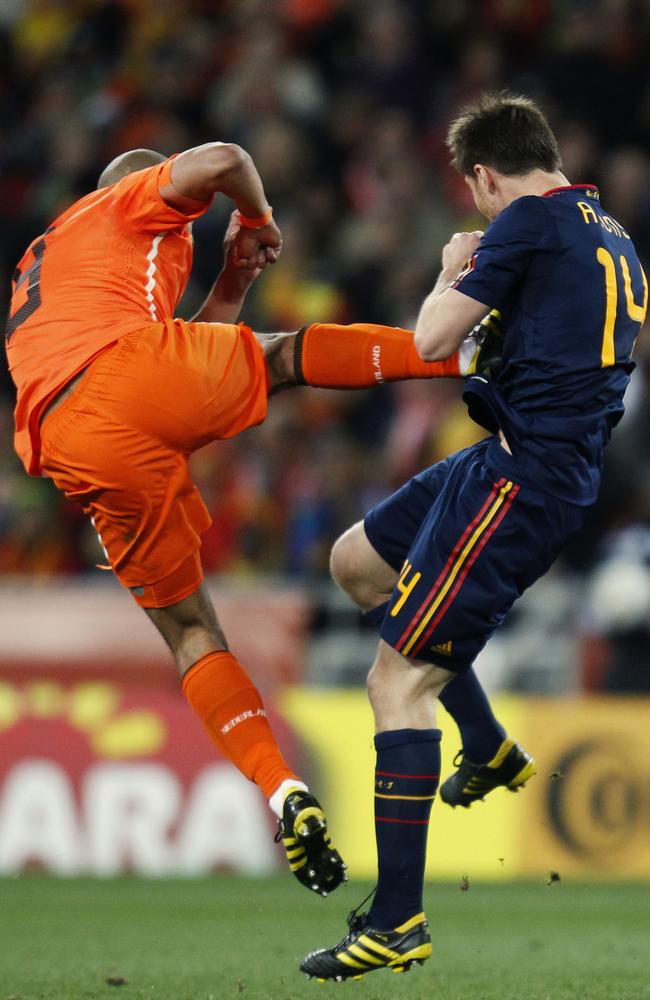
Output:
[6, 157, 211, 475]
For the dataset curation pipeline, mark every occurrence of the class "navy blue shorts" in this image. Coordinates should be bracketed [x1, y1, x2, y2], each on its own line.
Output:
[364, 439, 585, 671]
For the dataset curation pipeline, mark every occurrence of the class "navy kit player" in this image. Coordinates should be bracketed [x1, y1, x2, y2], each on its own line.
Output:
[301, 93, 647, 980]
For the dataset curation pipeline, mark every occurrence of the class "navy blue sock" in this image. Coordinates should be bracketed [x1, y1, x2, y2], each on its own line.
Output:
[439, 667, 506, 763]
[368, 728, 441, 930]
[363, 601, 389, 630]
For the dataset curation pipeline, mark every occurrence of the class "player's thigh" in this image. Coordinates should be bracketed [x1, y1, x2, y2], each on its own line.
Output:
[364, 439, 491, 574]
[379, 462, 585, 671]
[41, 395, 211, 608]
[86, 320, 269, 451]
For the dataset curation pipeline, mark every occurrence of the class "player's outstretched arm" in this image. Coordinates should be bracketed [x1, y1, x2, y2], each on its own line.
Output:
[415, 231, 489, 360]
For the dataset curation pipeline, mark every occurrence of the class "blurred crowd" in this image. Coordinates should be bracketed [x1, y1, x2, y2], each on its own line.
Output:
[1, 0, 649, 690]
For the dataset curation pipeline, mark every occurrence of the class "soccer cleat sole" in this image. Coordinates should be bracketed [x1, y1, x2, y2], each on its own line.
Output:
[294, 806, 326, 840]
[308, 958, 427, 983]
[308, 960, 425, 983]
[282, 806, 347, 895]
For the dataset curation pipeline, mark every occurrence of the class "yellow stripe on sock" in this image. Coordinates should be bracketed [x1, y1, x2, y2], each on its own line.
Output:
[374, 793, 436, 801]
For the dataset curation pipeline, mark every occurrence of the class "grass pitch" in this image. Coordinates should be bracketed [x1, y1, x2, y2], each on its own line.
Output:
[0, 876, 648, 1000]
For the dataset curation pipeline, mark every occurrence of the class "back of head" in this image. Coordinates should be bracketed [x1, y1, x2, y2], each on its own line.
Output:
[97, 148, 167, 189]
[446, 91, 561, 177]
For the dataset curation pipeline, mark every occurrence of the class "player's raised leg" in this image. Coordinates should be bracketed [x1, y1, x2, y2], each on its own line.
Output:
[259, 318, 485, 398]
[146, 584, 347, 896]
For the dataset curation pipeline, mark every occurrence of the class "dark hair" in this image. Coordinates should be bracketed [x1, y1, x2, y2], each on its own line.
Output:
[446, 91, 561, 177]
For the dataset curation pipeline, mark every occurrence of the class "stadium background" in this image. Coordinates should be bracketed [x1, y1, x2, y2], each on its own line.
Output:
[0, 2, 649, 998]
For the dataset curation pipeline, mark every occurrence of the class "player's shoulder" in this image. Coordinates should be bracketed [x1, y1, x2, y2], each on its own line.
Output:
[14, 189, 105, 266]
[484, 195, 552, 248]
[47, 187, 107, 230]
[109, 159, 172, 201]
[495, 194, 551, 228]
[103, 159, 183, 230]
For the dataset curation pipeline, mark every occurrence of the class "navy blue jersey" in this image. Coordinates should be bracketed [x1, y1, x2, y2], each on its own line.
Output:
[455, 185, 646, 503]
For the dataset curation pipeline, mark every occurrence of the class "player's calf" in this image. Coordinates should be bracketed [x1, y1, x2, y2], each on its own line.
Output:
[259, 320, 481, 398]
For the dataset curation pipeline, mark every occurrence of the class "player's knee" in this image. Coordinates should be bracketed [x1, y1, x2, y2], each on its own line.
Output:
[262, 332, 296, 394]
[330, 524, 368, 603]
[366, 660, 384, 713]
[329, 531, 354, 591]
[366, 648, 401, 713]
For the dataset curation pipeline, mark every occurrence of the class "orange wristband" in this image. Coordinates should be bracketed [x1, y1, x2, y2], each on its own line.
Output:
[238, 206, 273, 229]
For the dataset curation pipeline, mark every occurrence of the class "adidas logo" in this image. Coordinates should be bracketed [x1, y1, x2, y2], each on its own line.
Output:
[431, 640, 453, 655]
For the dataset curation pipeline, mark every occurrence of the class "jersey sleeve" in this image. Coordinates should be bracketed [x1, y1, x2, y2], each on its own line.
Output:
[110, 158, 212, 234]
[453, 196, 549, 310]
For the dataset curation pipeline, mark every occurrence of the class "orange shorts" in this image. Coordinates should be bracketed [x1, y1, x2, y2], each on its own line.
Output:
[40, 319, 269, 607]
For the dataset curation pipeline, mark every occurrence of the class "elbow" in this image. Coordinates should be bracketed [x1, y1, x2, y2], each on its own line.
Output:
[206, 142, 249, 182]
[414, 298, 452, 361]
[414, 324, 449, 362]
[413, 327, 434, 361]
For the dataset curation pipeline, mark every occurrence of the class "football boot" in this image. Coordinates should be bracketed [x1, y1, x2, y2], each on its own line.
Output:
[465, 309, 505, 379]
[301, 903, 431, 982]
[440, 737, 537, 808]
[275, 790, 347, 897]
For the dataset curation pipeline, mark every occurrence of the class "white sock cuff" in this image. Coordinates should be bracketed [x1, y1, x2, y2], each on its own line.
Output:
[268, 778, 308, 818]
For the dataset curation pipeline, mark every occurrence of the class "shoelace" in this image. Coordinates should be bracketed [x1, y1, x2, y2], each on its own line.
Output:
[453, 749, 464, 767]
[336, 887, 377, 949]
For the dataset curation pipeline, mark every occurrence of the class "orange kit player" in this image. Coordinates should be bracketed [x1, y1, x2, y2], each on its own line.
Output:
[6, 142, 471, 895]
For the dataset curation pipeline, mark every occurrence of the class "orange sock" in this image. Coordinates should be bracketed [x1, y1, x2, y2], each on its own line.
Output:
[182, 651, 299, 799]
[296, 322, 461, 388]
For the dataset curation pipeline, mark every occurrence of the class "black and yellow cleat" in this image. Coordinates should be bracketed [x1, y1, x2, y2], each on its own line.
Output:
[276, 790, 347, 897]
[300, 906, 431, 982]
[465, 309, 504, 380]
[440, 737, 537, 809]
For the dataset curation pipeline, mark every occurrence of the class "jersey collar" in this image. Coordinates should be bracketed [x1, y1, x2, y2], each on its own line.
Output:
[542, 183, 599, 198]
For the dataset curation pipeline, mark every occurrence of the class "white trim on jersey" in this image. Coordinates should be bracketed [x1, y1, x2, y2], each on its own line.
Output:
[90, 515, 111, 568]
[145, 233, 166, 320]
